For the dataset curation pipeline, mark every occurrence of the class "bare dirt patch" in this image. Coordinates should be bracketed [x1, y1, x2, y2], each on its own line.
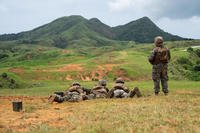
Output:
[34, 64, 84, 73]
[9, 68, 25, 74]
[80, 64, 118, 81]
[65, 75, 73, 80]
[57, 64, 83, 72]
[0, 96, 72, 132]
[31, 64, 118, 81]
[61, 50, 71, 54]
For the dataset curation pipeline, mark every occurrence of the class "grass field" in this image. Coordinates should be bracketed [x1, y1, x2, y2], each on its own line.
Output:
[0, 80, 200, 133]
[0, 80, 200, 96]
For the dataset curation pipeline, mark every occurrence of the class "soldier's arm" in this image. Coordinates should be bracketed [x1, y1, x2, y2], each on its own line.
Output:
[82, 87, 91, 95]
[105, 87, 109, 92]
[168, 49, 171, 61]
[68, 86, 79, 92]
[92, 86, 101, 90]
[148, 48, 157, 64]
[124, 87, 130, 93]
[108, 88, 114, 98]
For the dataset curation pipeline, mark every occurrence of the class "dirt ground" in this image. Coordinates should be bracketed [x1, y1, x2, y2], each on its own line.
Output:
[0, 96, 72, 132]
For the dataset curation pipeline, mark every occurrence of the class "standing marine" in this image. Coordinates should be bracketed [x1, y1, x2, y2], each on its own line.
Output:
[148, 36, 171, 95]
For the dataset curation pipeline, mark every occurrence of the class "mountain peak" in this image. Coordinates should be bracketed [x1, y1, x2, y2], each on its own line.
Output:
[137, 16, 154, 24]
[67, 15, 85, 19]
[89, 18, 101, 22]
[54, 15, 86, 22]
[139, 16, 151, 20]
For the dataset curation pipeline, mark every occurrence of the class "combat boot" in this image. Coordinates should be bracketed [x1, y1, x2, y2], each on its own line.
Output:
[155, 92, 159, 96]
[134, 87, 142, 97]
[48, 94, 64, 103]
[82, 95, 89, 100]
[48, 94, 56, 103]
[163, 89, 168, 96]
[129, 90, 136, 98]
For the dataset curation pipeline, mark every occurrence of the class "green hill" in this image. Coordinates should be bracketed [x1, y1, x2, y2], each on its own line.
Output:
[112, 17, 184, 43]
[0, 15, 119, 48]
[87, 18, 114, 39]
[0, 15, 186, 48]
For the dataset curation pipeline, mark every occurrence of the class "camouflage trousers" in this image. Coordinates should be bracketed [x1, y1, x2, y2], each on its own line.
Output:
[110, 87, 142, 98]
[113, 90, 129, 98]
[54, 92, 82, 103]
[87, 93, 107, 99]
[152, 63, 169, 93]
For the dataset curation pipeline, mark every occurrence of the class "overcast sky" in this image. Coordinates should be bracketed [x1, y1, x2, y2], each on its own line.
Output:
[0, 0, 200, 39]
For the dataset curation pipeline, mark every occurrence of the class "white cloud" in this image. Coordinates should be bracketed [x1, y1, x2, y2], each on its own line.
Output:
[0, 5, 8, 12]
[189, 16, 200, 23]
[108, 0, 158, 12]
[156, 16, 200, 39]
[107, 0, 164, 19]
[108, 0, 200, 19]
[108, 0, 132, 12]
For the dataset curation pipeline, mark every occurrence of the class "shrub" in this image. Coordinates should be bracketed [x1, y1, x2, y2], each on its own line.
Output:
[1, 73, 8, 78]
[195, 49, 200, 57]
[10, 79, 16, 84]
[187, 47, 193, 53]
[194, 65, 200, 71]
[177, 57, 192, 65]
[188, 72, 200, 81]
[196, 60, 200, 65]
[182, 64, 192, 70]
[0, 53, 9, 59]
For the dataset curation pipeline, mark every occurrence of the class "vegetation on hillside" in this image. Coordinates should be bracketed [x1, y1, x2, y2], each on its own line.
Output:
[172, 47, 200, 81]
[0, 40, 199, 90]
[112, 17, 184, 42]
[0, 72, 22, 89]
[0, 15, 186, 49]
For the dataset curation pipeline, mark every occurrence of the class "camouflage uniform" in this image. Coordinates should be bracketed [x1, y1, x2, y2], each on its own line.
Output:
[108, 78, 142, 98]
[48, 82, 88, 103]
[148, 36, 171, 95]
[88, 80, 109, 99]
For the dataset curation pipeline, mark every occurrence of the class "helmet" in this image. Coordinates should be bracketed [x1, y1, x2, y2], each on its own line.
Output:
[154, 36, 163, 46]
[115, 78, 124, 84]
[72, 82, 81, 86]
[98, 79, 107, 86]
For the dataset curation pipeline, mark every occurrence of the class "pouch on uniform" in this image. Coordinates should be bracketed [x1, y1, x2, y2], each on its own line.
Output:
[157, 47, 169, 63]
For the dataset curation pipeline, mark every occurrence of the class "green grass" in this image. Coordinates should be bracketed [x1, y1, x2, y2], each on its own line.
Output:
[0, 80, 199, 96]
[64, 96, 200, 133]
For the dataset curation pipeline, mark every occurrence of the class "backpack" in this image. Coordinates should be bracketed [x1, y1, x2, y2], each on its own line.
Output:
[68, 86, 83, 94]
[155, 47, 170, 63]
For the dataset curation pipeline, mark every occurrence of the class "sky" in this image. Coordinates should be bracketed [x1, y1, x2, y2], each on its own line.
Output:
[0, 0, 200, 39]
